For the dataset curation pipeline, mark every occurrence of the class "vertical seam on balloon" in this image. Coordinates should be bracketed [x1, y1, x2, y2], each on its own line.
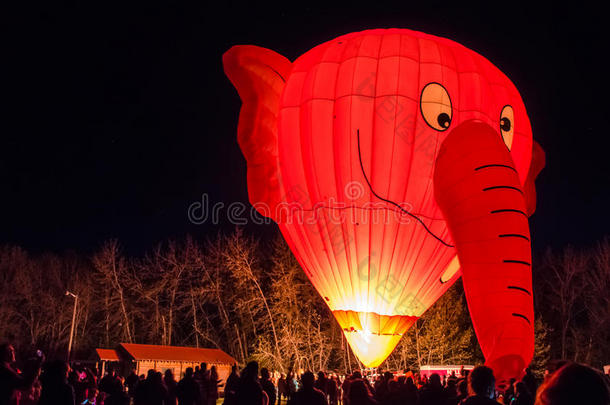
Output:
[363, 34, 381, 318]
[367, 34, 385, 319]
[397, 37, 433, 316]
[312, 46, 348, 312]
[418, 43, 462, 305]
[406, 38, 447, 315]
[380, 33, 404, 317]
[301, 44, 342, 311]
[349, 36, 367, 314]
[330, 37, 356, 312]
[299, 58, 337, 308]
[380, 37, 404, 316]
[396, 34, 423, 313]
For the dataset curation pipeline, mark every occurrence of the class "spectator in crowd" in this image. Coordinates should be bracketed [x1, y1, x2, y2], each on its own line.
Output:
[208, 365, 223, 405]
[348, 379, 377, 405]
[327, 375, 339, 405]
[460, 365, 497, 405]
[81, 388, 98, 405]
[224, 365, 240, 405]
[195, 363, 210, 405]
[164, 369, 178, 405]
[0, 344, 42, 405]
[38, 360, 75, 405]
[511, 381, 533, 405]
[99, 368, 122, 399]
[383, 379, 402, 405]
[287, 371, 327, 405]
[314, 371, 329, 398]
[260, 368, 276, 405]
[445, 378, 458, 405]
[287, 372, 298, 400]
[176, 367, 200, 405]
[521, 368, 537, 398]
[535, 362, 610, 405]
[277, 374, 289, 404]
[456, 378, 468, 403]
[418, 373, 447, 405]
[125, 368, 139, 397]
[235, 361, 266, 405]
[401, 376, 418, 405]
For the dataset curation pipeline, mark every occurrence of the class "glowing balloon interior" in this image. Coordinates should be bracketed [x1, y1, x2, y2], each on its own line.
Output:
[223, 28, 544, 380]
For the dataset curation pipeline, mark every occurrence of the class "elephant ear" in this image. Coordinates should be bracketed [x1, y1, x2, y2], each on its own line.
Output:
[524, 140, 545, 216]
[223, 45, 292, 219]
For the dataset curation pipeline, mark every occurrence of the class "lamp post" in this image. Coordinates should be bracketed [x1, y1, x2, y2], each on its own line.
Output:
[66, 291, 78, 362]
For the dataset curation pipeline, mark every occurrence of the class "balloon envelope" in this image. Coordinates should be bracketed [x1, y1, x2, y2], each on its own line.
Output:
[224, 28, 542, 373]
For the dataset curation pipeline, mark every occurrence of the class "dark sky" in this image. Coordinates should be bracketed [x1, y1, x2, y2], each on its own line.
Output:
[3, 2, 608, 255]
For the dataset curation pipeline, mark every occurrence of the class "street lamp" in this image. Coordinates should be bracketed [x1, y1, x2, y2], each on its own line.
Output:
[65, 291, 78, 362]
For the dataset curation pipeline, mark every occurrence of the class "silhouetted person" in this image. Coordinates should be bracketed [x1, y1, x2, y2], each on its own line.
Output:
[349, 378, 377, 405]
[260, 368, 276, 405]
[401, 376, 418, 405]
[152, 371, 169, 405]
[99, 368, 123, 398]
[81, 387, 98, 405]
[277, 374, 288, 404]
[177, 367, 201, 405]
[235, 361, 265, 405]
[419, 373, 447, 405]
[287, 372, 298, 400]
[134, 370, 154, 405]
[456, 379, 468, 404]
[39, 360, 75, 405]
[207, 365, 222, 405]
[223, 365, 240, 405]
[164, 369, 178, 405]
[327, 376, 339, 405]
[445, 378, 458, 405]
[315, 371, 329, 397]
[195, 362, 210, 405]
[288, 371, 327, 405]
[374, 371, 393, 403]
[521, 368, 537, 398]
[383, 380, 403, 405]
[448, 371, 458, 385]
[125, 368, 139, 397]
[535, 362, 610, 405]
[460, 365, 496, 405]
[503, 378, 516, 404]
[135, 369, 167, 405]
[511, 381, 533, 405]
[0, 344, 42, 405]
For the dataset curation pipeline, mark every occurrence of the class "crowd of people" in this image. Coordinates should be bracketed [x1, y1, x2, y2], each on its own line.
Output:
[2, 343, 609, 405]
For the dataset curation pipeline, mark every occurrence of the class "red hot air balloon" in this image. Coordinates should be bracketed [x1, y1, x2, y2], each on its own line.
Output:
[223, 28, 545, 381]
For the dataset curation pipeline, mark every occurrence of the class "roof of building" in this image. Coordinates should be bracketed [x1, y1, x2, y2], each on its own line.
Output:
[95, 348, 120, 361]
[116, 343, 236, 364]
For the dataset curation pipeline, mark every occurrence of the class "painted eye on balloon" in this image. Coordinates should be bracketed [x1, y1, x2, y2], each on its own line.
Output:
[420, 82, 452, 131]
[500, 105, 514, 150]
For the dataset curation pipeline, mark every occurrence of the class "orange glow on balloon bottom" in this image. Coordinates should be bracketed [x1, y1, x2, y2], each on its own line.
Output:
[334, 310, 417, 367]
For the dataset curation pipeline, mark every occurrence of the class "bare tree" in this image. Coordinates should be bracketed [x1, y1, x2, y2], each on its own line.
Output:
[92, 240, 135, 344]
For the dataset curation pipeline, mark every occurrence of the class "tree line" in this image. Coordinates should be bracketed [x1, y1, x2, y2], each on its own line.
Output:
[0, 229, 608, 374]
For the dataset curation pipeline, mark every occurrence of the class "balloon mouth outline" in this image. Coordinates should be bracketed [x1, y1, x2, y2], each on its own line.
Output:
[356, 129, 454, 248]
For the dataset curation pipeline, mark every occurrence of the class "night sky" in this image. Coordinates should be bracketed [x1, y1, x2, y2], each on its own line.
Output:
[3, 2, 608, 255]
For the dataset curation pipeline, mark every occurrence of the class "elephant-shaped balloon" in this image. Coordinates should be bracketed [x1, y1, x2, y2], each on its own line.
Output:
[223, 28, 545, 381]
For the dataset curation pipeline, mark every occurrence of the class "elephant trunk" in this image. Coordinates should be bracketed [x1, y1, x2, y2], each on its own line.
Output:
[434, 120, 534, 382]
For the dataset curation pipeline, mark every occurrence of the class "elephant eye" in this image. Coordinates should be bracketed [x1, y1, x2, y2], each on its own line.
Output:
[420, 82, 452, 131]
[500, 105, 514, 150]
